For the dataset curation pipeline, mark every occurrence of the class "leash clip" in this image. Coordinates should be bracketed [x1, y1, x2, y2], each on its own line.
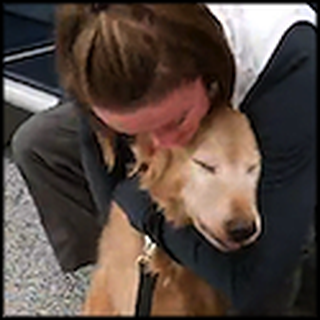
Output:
[137, 235, 157, 266]
[135, 235, 159, 316]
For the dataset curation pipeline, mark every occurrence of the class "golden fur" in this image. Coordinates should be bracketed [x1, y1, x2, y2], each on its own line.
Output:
[82, 105, 261, 315]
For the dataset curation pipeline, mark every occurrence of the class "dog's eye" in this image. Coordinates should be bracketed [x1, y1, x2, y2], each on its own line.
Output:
[139, 162, 149, 173]
[247, 163, 259, 174]
[193, 158, 216, 174]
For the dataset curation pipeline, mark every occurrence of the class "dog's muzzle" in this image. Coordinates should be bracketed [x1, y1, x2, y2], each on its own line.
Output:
[195, 216, 261, 252]
[225, 218, 257, 243]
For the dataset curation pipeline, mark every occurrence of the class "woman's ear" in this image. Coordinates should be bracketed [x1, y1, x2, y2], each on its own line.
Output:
[208, 80, 219, 101]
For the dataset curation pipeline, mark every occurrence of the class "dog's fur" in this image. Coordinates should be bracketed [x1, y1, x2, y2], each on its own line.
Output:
[82, 105, 261, 315]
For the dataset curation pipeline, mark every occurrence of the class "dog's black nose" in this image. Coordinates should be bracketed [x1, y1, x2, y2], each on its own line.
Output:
[225, 219, 257, 243]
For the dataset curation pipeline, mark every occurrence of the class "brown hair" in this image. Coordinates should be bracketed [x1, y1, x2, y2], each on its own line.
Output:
[55, 4, 235, 111]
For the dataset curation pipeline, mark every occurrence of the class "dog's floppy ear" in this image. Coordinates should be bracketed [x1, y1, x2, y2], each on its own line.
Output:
[128, 134, 155, 177]
[129, 134, 172, 188]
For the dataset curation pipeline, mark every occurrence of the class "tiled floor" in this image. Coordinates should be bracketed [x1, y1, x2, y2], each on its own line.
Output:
[4, 155, 93, 316]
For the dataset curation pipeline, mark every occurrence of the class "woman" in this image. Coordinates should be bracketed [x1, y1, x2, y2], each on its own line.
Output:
[12, 4, 316, 315]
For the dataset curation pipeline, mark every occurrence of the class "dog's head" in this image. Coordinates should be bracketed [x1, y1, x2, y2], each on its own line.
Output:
[132, 105, 262, 252]
[97, 104, 261, 252]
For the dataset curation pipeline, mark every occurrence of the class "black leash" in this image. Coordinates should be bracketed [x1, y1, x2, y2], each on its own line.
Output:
[134, 236, 159, 316]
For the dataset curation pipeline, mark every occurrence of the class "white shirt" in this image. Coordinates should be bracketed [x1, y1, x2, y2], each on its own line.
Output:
[205, 4, 316, 107]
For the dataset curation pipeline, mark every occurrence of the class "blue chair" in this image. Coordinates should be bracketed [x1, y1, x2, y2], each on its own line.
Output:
[4, 4, 62, 145]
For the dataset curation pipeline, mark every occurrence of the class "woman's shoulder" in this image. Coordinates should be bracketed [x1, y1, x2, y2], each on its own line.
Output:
[204, 4, 316, 106]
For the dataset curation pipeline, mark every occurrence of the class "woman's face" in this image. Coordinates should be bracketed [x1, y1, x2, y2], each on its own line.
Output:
[92, 77, 210, 148]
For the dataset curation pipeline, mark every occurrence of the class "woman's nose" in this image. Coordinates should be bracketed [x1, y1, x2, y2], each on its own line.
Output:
[150, 131, 177, 148]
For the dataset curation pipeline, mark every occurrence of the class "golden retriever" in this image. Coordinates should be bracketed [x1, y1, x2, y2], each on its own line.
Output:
[82, 104, 261, 315]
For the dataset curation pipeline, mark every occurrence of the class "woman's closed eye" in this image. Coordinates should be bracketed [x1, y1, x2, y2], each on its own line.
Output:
[176, 111, 188, 126]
